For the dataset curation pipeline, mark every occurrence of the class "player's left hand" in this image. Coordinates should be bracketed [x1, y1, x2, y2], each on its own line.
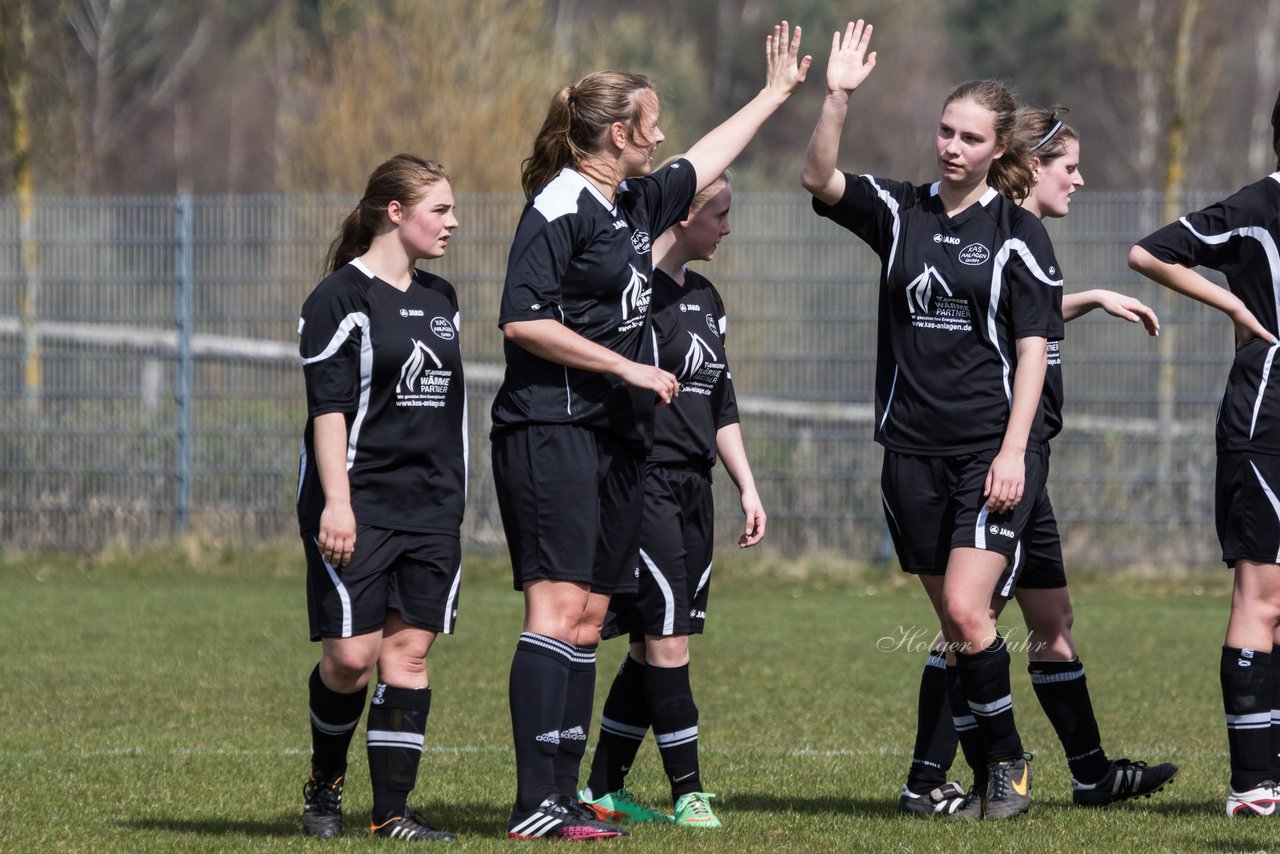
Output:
[983, 449, 1025, 514]
[738, 491, 767, 548]
[764, 20, 811, 98]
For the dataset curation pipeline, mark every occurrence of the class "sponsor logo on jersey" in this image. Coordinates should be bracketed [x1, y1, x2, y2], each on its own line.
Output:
[681, 331, 718, 381]
[959, 242, 991, 266]
[988, 524, 1016, 539]
[631, 230, 651, 254]
[706, 314, 718, 336]
[397, 339, 452, 407]
[431, 317, 455, 340]
[399, 308, 424, 317]
[619, 264, 651, 328]
[906, 264, 972, 332]
[933, 233, 960, 245]
[906, 265, 952, 314]
[1047, 340, 1061, 367]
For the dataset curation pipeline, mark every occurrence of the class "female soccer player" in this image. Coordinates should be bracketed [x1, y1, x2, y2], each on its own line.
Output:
[1129, 86, 1280, 817]
[899, 107, 1177, 820]
[493, 22, 808, 841]
[296, 154, 464, 841]
[579, 168, 765, 829]
[801, 21, 1060, 820]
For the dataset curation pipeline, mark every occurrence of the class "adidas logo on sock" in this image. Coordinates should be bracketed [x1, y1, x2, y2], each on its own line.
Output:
[535, 730, 561, 744]
[560, 726, 587, 741]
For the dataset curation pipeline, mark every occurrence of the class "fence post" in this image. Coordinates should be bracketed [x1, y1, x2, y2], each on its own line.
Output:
[175, 194, 194, 534]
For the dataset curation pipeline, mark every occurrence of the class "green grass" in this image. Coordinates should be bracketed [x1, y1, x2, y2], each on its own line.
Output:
[0, 546, 1271, 852]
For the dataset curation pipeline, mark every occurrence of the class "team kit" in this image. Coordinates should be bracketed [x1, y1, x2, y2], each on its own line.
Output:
[290, 18, 1280, 843]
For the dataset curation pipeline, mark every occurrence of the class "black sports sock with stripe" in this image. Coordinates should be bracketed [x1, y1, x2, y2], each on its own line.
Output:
[946, 662, 988, 791]
[308, 663, 367, 780]
[1221, 645, 1274, 791]
[1028, 658, 1110, 783]
[954, 635, 1023, 763]
[510, 633, 572, 812]
[367, 684, 431, 823]
[554, 644, 597, 798]
[587, 653, 649, 797]
[646, 662, 702, 801]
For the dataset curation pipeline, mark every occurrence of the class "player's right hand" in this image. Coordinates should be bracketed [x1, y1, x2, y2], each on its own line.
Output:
[318, 504, 356, 568]
[617, 361, 680, 405]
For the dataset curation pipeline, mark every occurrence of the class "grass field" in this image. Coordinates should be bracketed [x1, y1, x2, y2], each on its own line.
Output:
[1, 544, 1274, 853]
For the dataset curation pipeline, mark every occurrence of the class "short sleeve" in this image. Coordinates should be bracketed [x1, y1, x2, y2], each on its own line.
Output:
[499, 206, 579, 325]
[811, 173, 909, 254]
[1004, 215, 1064, 340]
[1138, 185, 1262, 272]
[713, 291, 740, 428]
[299, 278, 367, 416]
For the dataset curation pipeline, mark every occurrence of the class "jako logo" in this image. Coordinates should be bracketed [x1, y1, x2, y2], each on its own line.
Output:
[631, 230, 651, 254]
[933, 233, 960, 245]
[959, 243, 990, 265]
[613, 219, 627, 230]
[399, 308, 424, 317]
[431, 317, 455, 340]
[988, 524, 1015, 538]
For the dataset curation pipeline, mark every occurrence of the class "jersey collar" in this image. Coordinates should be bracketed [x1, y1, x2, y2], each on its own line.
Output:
[929, 182, 999, 206]
[563, 167, 617, 213]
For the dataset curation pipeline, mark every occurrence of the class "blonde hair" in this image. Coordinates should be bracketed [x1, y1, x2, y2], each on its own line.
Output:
[520, 70, 655, 198]
[944, 79, 1032, 201]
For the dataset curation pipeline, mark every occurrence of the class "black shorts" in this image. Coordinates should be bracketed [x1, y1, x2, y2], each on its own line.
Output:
[880, 447, 1049, 575]
[994, 486, 1066, 599]
[1216, 450, 1280, 566]
[604, 464, 715, 640]
[492, 424, 644, 594]
[304, 526, 461, 641]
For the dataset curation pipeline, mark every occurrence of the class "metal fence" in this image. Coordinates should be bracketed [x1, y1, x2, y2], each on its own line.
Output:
[0, 191, 1239, 565]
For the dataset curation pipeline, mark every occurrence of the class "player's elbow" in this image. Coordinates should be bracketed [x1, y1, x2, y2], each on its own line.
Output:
[1127, 244, 1153, 275]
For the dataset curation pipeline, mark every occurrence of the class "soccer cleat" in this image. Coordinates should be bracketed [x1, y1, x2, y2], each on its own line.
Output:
[673, 791, 721, 827]
[507, 796, 628, 840]
[898, 781, 978, 819]
[370, 810, 458, 842]
[1072, 758, 1180, 807]
[301, 771, 344, 839]
[1226, 781, 1280, 817]
[579, 786, 672, 824]
[983, 755, 1032, 820]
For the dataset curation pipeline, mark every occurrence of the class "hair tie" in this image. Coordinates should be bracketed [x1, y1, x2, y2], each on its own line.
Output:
[1031, 119, 1063, 151]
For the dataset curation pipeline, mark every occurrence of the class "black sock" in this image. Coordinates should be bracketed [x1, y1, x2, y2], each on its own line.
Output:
[1272, 644, 1280, 783]
[1028, 658, 1109, 783]
[308, 664, 367, 780]
[367, 684, 431, 823]
[554, 644, 596, 798]
[510, 633, 573, 812]
[646, 662, 701, 801]
[1222, 645, 1274, 791]
[947, 663, 987, 791]
[586, 654, 649, 797]
[906, 651, 957, 793]
[954, 635, 1023, 763]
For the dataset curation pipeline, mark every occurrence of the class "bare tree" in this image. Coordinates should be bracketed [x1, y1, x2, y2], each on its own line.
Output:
[1249, 0, 1280, 175]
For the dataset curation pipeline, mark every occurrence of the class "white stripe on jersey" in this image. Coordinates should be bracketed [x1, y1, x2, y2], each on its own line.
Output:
[863, 175, 903, 279]
[297, 438, 307, 503]
[557, 305, 572, 415]
[1248, 460, 1280, 562]
[987, 238, 1065, 405]
[879, 365, 899, 431]
[639, 548, 677, 635]
[298, 310, 373, 471]
[367, 729, 426, 750]
[1251, 344, 1279, 439]
[315, 539, 353, 637]
[1178, 214, 1280, 351]
[456, 309, 469, 504]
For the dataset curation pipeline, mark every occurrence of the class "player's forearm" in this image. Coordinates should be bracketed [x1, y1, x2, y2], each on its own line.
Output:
[685, 87, 790, 194]
[716, 422, 758, 497]
[502, 318, 629, 377]
[313, 411, 352, 507]
[1001, 337, 1048, 455]
[800, 92, 850, 202]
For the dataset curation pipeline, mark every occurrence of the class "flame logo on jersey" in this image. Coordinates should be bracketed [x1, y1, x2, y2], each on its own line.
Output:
[397, 338, 443, 393]
[621, 264, 650, 321]
[905, 265, 953, 314]
[681, 331, 719, 381]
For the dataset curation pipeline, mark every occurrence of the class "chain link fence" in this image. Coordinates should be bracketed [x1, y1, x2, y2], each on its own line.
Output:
[0, 191, 1236, 565]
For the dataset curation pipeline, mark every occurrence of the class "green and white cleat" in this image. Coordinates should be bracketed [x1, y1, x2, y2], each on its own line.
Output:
[673, 791, 721, 828]
[578, 786, 673, 824]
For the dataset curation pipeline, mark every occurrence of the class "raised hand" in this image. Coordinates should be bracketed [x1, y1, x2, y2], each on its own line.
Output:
[764, 20, 812, 98]
[826, 19, 877, 95]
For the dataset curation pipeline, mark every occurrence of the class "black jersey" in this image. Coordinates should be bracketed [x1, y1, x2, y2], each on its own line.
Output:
[1138, 173, 1280, 453]
[814, 175, 1063, 454]
[647, 267, 740, 467]
[491, 160, 697, 448]
[296, 259, 467, 537]
[1042, 337, 1065, 443]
